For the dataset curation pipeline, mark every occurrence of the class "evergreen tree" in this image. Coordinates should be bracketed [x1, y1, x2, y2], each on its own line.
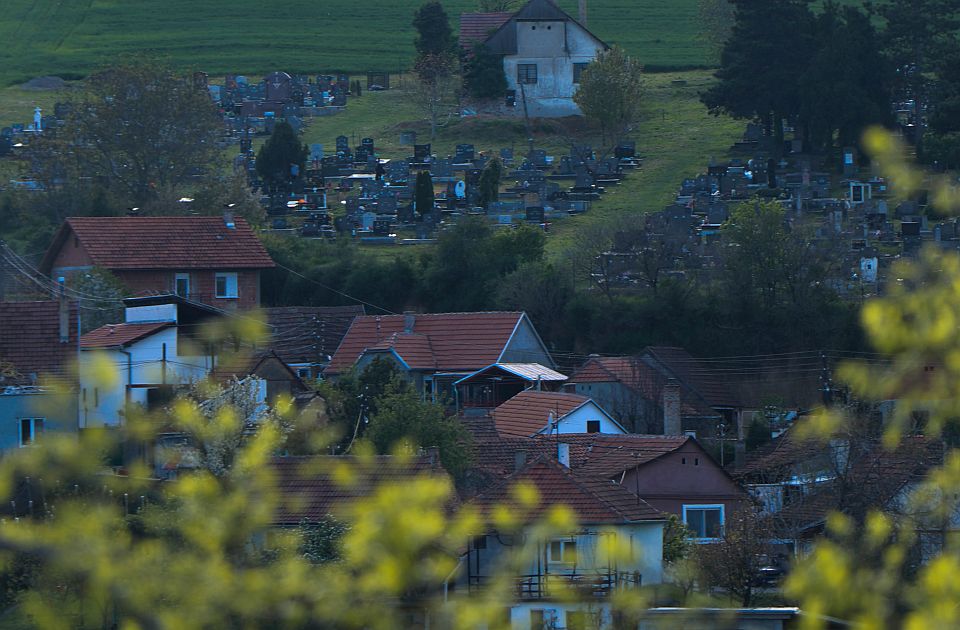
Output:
[477, 157, 502, 208]
[414, 170, 434, 217]
[463, 43, 507, 100]
[702, 0, 816, 150]
[256, 122, 308, 189]
[412, 1, 454, 59]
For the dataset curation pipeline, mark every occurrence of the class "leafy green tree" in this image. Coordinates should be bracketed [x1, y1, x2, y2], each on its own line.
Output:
[662, 513, 693, 564]
[256, 122, 308, 189]
[298, 516, 349, 564]
[573, 46, 644, 150]
[412, 1, 454, 59]
[477, 0, 518, 11]
[27, 59, 223, 206]
[414, 170, 434, 217]
[477, 157, 502, 208]
[463, 43, 507, 100]
[364, 381, 473, 481]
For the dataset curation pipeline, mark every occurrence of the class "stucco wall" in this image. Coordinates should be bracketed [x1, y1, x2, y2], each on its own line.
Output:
[502, 19, 605, 118]
[0, 389, 78, 454]
[546, 402, 624, 435]
[499, 316, 553, 367]
[79, 328, 212, 428]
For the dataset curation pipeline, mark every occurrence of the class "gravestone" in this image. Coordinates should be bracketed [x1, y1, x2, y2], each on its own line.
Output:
[528, 149, 548, 168]
[614, 141, 636, 160]
[386, 160, 409, 182]
[265, 72, 293, 102]
[377, 196, 398, 214]
[346, 197, 361, 215]
[355, 146, 370, 163]
[414, 144, 431, 162]
[573, 168, 594, 190]
[500, 147, 514, 164]
[361, 137, 375, 154]
[431, 159, 453, 178]
[399, 131, 416, 146]
[361, 212, 377, 230]
[525, 206, 545, 222]
[373, 219, 392, 235]
[455, 143, 475, 162]
[556, 156, 575, 176]
[310, 144, 324, 162]
[398, 204, 415, 224]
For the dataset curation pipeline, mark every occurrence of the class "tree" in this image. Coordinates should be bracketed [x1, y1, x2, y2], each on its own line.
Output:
[411, 54, 460, 140]
[797, 3, 892, 151]
[702, 0, 815, 149]
[662, 513, 693, 564]
[364, 381, 473, 481]
[27, 59, 224, 207]
[256, 122, 308, 190]
[412, 1, 454, 60]
[477, 157, 502, 208]
[414, 170, 435, 217]
[573, 46, 644, 150]
[876, 0, 960, 150]
[696, 507, 774, 606]
[463, 43, 507, 100]
[69, 267, 127, 334]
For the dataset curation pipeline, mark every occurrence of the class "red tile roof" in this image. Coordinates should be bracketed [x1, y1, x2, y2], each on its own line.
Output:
[271, 455, 451, 525]
[0, 300, 78, 382]
[470, 458, 664, 525]
[325, 312, 526, 375]
[491, 390, 591, 437]
[41, 217, 275, 272]
[570, 356, 716, 417]
[459, 12, 513, 49]
[265, 306, 363, 364]
[81, 322, 173, 348]
[645, 346, 741, 409]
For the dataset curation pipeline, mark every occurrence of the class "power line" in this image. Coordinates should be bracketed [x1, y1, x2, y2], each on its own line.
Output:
[273, 262, 396, 315]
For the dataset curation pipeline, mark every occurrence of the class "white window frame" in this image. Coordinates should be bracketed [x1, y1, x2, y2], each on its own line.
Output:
[215, 272, 239, 299]
[19, 417, 44, 447]
[547, 538, 577, 564]
[175, 272, 191, 297]
[682, 504, 725, 541]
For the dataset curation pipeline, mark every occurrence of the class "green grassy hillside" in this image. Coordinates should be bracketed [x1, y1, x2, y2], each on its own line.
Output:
[0, 0, 708, 86]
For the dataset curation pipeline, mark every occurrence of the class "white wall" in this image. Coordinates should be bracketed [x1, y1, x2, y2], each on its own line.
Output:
[78, 327, 212, 428]
[537, 402, 624, 435]
[503, 20, 606, 117]
[125, 303, 178, 323]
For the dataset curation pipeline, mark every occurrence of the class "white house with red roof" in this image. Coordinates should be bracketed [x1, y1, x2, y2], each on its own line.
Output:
[460, 0, 609, 117]
[40, 216, 275, 311]
[324, 311, 555, 402]
[491, 390, 625, 438]
[460, 456, 665, 627]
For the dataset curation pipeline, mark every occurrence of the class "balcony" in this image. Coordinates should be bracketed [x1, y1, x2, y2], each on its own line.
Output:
[468, 570, 642, 601]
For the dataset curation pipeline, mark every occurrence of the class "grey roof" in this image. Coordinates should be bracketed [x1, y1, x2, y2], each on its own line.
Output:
[483, 0, 608, 55]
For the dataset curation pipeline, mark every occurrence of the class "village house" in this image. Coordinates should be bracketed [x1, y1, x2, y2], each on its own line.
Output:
[264, 305, 364, 380]
[324, 311, 555, 402]
[77, 295, 224, 428]
[460, 0, 609, 117]
[40, 215, 275, 311]
[460, 456, 665, 629]
[465, 429, 746, 542]
[0, 300, 79, 452]
[490, 390, 625, 438]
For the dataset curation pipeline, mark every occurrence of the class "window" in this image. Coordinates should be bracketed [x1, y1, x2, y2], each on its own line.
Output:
[573, 62, 589, 84]
[518, 64, 538, 85]
[548, 539, 577, 564]
[472, 535, 487, 550]
[586, 420, 600, 433]
[215, 272, 238, 298]
[175, 272, 190, 297]
[19, 418, 44, 447]
[683, 504, 724, 540]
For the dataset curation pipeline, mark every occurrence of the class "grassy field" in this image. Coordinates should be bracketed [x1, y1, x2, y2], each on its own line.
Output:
[0, 0, 710, 87]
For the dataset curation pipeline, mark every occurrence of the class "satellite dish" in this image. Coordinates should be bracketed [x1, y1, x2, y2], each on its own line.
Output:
[454, 180, 466, 199]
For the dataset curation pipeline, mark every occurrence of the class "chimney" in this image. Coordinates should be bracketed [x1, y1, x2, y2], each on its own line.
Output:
[514, 450, 528, 472]
[557, 442, 570, 468]
[403, 311, 416, 334]
[662, 379, 682, 436]
[578, 0, 587, 26]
